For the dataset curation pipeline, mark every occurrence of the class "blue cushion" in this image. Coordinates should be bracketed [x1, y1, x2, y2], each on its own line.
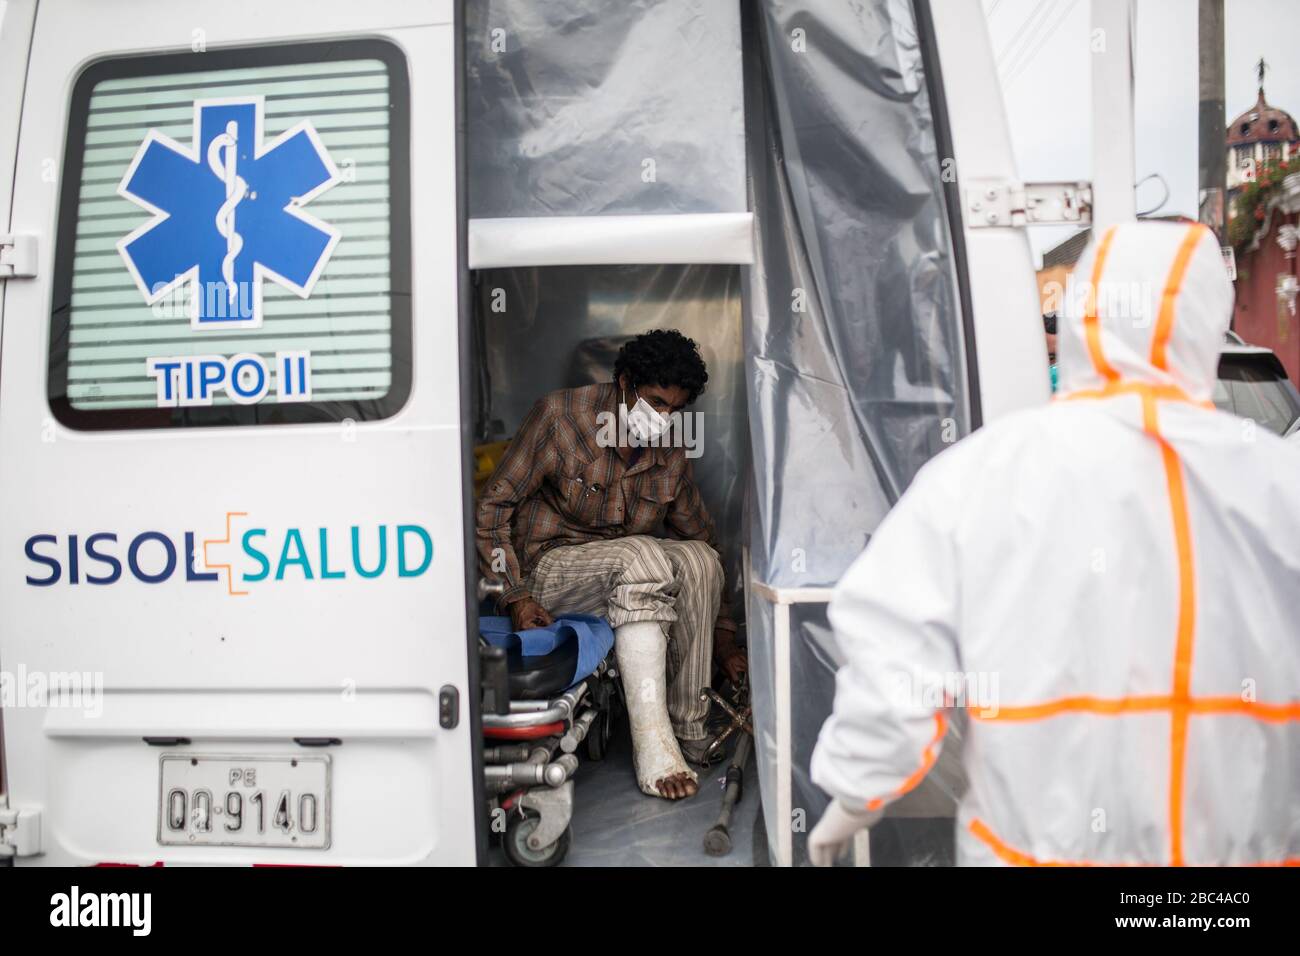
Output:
[478, 614, 614, 688]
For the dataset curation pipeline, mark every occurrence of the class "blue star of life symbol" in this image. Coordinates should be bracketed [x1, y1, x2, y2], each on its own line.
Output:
[116, 96, 341, 329]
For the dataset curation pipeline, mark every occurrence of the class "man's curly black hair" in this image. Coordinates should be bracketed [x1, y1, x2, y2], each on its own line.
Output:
[613, 329, 709, 403]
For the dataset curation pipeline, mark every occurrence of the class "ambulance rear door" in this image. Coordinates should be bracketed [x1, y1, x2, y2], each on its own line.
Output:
[0, 0, 482, 864]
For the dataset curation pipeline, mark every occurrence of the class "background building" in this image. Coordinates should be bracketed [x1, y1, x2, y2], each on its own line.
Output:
[1228, 64, 1300, 385]
[1226, 63, 1300, 213]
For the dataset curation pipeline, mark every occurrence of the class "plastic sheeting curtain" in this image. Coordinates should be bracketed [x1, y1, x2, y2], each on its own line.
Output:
[465, 0, 746, 218]
[742, 0, 972, 864]
[464, 0, 751, 606]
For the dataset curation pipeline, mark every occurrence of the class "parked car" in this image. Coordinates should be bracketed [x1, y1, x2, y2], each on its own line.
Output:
[1214, 332, 1300, 435]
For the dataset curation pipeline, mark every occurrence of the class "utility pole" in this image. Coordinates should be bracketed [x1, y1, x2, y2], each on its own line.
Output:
[1198, 0, 1226, 244]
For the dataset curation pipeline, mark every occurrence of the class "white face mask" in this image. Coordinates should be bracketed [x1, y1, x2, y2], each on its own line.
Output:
[622, 387, 671, 444]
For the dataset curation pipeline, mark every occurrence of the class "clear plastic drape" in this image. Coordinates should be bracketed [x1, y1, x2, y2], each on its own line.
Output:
[464, 0, 751, 611]
[741, 0, 972, 865]
[465, 0, 746, 218]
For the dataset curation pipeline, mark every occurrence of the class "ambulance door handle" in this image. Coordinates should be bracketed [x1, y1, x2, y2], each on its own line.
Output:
[439, 685, 460, 730]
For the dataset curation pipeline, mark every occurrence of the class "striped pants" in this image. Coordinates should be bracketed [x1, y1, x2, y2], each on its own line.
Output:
[526, 535, 723, 740]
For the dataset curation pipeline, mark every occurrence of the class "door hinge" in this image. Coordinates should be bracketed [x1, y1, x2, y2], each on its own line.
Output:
[965, 181, 1092, 228]
[0, 233, 37, 279]
[0, 804, 43, 858]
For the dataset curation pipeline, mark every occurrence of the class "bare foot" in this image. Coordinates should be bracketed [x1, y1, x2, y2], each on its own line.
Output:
[654, 771, 699, 800]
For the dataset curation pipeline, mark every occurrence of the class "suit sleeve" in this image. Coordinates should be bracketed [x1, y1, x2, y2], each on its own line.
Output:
[810, 460, 962, 813]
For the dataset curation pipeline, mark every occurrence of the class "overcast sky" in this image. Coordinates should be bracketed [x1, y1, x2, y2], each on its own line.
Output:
[984, 0, 1300, 263]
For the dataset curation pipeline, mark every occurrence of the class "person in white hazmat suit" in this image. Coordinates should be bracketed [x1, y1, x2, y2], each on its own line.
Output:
[809, 220, 1300, 866]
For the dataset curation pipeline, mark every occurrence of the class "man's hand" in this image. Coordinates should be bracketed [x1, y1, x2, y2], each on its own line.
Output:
[508, 595, 553, 631]
[809, 800, 883, 867]
[717, 632, 748, 686]
[714, 627, 747, 683]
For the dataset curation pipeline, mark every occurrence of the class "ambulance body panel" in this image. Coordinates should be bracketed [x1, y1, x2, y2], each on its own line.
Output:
[0, 0, 480, 865]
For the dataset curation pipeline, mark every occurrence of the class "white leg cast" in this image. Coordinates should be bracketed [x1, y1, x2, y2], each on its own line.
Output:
[614, 620, 697, 797]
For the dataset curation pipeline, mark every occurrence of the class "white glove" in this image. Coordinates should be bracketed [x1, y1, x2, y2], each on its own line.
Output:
[808, 799, 882, 867]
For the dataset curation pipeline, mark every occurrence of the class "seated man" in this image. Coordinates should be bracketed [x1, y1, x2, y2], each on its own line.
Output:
[477, 330, 745, 800]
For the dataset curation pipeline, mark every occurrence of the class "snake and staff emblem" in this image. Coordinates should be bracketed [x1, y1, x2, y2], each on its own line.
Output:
[118, 97, 342, 329]
[206, 120, 247, 308]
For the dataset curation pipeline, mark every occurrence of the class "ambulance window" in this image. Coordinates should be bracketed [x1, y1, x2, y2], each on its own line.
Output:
[47, 40, 411, 429]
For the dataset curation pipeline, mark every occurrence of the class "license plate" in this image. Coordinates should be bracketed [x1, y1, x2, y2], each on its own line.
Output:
[158, 754, 331, 849]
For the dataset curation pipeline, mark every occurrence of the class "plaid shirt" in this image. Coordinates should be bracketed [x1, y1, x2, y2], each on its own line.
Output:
[476, 382, 736, 631]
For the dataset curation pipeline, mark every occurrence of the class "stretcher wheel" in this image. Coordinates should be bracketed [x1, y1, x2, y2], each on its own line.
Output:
[503, 809, 571, 867]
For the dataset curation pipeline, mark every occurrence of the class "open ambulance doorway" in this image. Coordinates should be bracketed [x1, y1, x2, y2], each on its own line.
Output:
[460, 1, 762, 866]
[466, 264, 757, 866]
